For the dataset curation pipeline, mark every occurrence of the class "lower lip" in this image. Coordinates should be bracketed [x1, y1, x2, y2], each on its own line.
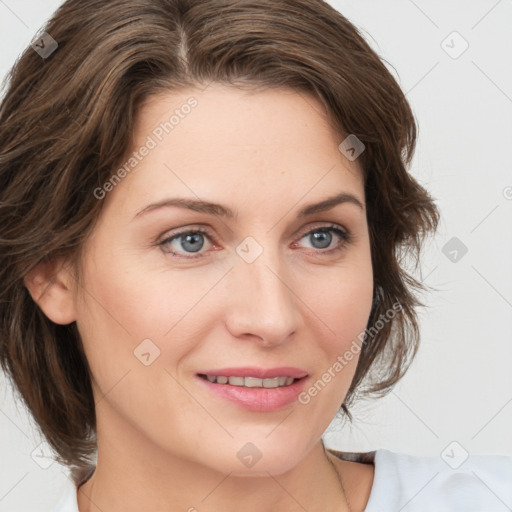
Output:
[196, 375, 308, 412]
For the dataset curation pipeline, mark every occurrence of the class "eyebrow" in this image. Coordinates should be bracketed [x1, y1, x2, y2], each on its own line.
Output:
[133, 191, 364, 220]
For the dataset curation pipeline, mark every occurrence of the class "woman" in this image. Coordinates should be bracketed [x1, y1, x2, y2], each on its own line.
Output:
[0, 1, 510, 511]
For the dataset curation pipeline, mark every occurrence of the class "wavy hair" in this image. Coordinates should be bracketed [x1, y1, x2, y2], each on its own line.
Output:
[0, 0, 440, 480]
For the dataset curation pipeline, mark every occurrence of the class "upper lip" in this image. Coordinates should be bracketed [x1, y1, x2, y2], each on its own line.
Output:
[197, 366, 308, 379]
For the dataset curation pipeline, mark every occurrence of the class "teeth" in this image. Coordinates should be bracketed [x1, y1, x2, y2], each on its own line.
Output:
[244, 377, 262, 387]
[202, 375, 298, 388]
[228, 376, 245, 386]
[263, 377, 279, 388]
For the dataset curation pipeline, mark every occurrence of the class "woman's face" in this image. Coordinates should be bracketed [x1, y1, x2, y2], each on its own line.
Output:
[72, 83, 373, 475]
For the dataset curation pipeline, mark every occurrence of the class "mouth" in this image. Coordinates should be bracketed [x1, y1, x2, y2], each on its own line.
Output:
[195, 367, 309, 411]
[197, 374, 301, 388]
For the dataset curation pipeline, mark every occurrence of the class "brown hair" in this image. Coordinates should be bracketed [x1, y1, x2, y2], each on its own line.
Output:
[0, 0, 439, 479]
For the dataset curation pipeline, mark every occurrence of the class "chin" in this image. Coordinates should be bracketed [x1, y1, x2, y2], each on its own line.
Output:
[196, 436, 311, 477]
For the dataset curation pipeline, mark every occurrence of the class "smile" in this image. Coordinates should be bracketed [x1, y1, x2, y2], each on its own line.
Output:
[198, 374, 297, 388]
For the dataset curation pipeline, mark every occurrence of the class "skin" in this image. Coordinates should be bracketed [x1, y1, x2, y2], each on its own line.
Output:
[26, 83, 374, 511]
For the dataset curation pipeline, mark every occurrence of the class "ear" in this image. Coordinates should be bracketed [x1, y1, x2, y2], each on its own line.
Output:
[23, 257, 77, 325]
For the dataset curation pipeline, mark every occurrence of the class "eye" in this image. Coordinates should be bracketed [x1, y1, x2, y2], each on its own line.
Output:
[294, 224, 352, 256]
[157, 223, 352, 260]
[158, 227, 214, 259]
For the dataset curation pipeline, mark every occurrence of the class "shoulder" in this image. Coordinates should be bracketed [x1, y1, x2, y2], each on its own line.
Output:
[330, 448, 512, 512]
[51, 467, 93, 512]
[51, 478, 79, 512]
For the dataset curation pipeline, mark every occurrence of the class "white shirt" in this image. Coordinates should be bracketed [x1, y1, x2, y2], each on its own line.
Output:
[52, 449, 512, 511]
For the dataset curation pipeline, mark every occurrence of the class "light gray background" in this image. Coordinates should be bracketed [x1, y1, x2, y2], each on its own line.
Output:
[1, 1, 511, 510]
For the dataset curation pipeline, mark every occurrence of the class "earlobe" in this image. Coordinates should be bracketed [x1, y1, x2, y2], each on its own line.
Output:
[23, 258, 77, 325]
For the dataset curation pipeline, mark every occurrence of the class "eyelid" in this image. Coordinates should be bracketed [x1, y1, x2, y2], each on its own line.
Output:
[295, 221, 350, 240]
[157, 225, 215, 247]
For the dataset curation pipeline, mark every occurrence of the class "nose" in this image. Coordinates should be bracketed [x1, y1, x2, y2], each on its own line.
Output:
[224, 246, 301, 348]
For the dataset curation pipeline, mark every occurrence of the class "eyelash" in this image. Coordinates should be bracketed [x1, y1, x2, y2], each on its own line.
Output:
[157, 223, 353, 260]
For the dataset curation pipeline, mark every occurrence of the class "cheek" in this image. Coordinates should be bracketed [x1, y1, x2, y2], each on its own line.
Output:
[327, 281, 373, 351]
[74, 253, 217, 388]
[297, 256, 373, 404]
[309, 258, 373, 350]
[296, 277, 372, 419]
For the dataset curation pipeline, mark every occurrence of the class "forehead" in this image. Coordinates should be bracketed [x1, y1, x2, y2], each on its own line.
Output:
[106, 84, 364, 217]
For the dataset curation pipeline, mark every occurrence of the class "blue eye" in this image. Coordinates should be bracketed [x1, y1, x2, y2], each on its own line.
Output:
[159, 228, 212, 258]
[301, 226, 350, 251]
[158, 224, 352, 260]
